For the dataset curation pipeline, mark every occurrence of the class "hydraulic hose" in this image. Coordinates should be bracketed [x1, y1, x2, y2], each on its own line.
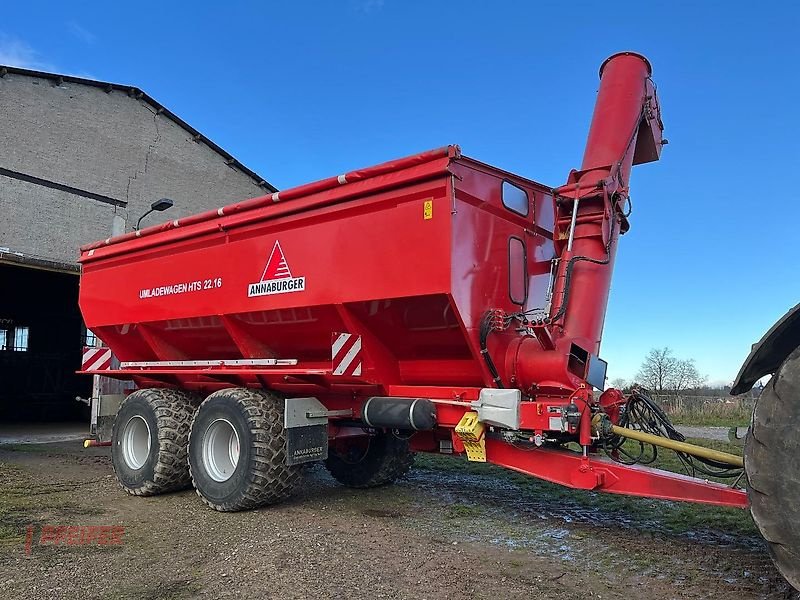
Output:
[479, 311, 504, 388]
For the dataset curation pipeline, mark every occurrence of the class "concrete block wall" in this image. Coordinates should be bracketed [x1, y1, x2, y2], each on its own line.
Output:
[0, 71, 270, 266]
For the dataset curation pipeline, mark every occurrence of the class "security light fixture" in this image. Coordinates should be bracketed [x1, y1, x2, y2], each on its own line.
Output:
[135, 198, 174, 231]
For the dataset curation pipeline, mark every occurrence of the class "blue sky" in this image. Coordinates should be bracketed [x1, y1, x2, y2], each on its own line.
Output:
[3, 1, 798, 385]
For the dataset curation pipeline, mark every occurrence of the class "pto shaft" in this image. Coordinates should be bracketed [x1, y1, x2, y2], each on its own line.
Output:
[610, 425, 744, 468]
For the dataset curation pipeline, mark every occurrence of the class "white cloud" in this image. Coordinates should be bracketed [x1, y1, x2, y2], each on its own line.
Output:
[0, 33, 97, 79]
[67, 21, 96, 45]
[0, 34, 55, 71]
[354, 0, 385, 13]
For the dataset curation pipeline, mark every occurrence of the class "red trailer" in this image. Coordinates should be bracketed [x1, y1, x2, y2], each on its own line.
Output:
[79, 51, 791, 581]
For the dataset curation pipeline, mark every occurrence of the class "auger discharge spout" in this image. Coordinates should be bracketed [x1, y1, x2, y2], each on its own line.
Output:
[514, 52, 665, 390]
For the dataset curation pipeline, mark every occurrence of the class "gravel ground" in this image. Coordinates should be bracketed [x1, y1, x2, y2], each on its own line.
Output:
[675, 426, 749, 443]
[0, 442, 796, 600]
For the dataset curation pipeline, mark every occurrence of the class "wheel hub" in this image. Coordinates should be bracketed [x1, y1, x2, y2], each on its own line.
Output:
[121, 415, 151, 470]
[203, 419, 240, 482]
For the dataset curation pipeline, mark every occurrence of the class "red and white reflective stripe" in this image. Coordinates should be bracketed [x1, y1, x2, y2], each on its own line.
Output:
[332, 333, 362, 376]
[82, 347, 112, 372]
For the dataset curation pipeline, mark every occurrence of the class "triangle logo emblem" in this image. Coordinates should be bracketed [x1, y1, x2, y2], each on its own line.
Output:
[261, 241, 293, 281]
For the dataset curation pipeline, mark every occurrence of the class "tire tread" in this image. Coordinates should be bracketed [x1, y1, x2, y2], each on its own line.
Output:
[325, 433, 413, 489]
[745, 347, 800, 589]
[112, 388, 198, 497]
[189, 388, 300, 512]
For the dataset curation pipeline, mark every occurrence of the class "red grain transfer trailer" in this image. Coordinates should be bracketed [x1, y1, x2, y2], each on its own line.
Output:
[79, 51, 795, 586]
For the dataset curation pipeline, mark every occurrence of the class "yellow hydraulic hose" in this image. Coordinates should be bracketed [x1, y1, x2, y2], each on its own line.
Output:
[610, 425, 744, 468]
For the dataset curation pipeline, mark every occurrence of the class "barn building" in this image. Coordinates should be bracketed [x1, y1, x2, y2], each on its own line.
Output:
[0, 65, 275, 422]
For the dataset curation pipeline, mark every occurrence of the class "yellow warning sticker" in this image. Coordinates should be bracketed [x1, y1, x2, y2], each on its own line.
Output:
[423, 199, 433, 220]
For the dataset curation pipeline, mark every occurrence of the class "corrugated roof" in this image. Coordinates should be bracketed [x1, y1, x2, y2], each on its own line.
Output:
[0, 64, 277, 193]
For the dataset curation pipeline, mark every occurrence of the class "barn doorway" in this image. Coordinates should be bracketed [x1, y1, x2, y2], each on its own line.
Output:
[0, 261, 91, 422]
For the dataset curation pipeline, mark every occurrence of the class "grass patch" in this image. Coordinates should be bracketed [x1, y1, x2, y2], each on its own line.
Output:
[670, 412, 751, 427]
[446, 504, 483, 519]
[656, 396, 754, 428]
[0, 462, 39, 545]
[0, 460, 109, 550]
[107, 578, 203, 600]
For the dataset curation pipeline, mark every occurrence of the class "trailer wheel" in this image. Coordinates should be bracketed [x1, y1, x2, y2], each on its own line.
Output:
[111, 388, 198, 496]
[188, 388, 300, 512]
[745, 347, 800, 590]
[325, 432, 414, 488]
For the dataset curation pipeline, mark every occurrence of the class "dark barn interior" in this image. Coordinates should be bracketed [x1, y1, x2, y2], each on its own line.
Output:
[0, 263, 91, 422]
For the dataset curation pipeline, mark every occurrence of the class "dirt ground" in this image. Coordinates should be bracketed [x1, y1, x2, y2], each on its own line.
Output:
[0, 442, 796, 600]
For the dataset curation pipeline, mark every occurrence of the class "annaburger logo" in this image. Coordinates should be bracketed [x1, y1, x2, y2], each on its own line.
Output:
[248, 241, 306, 297]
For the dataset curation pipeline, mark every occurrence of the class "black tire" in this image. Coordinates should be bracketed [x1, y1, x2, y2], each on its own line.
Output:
[111, 388, 198, 496]
[188, 388, 300, 512]
[745, 346, 800, 591]
[325, 432, 414, 488]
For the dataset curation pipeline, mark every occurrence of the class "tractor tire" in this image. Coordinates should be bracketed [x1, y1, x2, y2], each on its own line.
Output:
[745, 346, 800, 591]
[111, 388, 198, 496]
[325, 432, 414, 488]
[188, 388, 300, 512]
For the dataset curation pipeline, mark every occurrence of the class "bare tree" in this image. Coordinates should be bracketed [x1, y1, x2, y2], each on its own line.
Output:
[610, 377, 629, 391]
[672, 358, 706, 393]
[635, 347, 707, 394]
[635, 347, 677, 393]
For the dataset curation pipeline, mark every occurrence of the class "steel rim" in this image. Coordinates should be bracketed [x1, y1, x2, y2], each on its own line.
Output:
[121, 415, 151, 470]
[202, 419, 240, 482]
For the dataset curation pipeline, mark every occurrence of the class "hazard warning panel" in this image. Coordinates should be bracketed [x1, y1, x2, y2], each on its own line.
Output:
[331, 332, 362, 376]
[248, 241, 306, 297]
[82, 346, 112, 372]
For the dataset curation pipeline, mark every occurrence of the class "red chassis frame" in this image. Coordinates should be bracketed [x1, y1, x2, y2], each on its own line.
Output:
[405, 390, 746, 509]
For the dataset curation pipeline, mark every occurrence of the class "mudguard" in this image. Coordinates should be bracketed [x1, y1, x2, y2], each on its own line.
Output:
[731, 303, 800, 395]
